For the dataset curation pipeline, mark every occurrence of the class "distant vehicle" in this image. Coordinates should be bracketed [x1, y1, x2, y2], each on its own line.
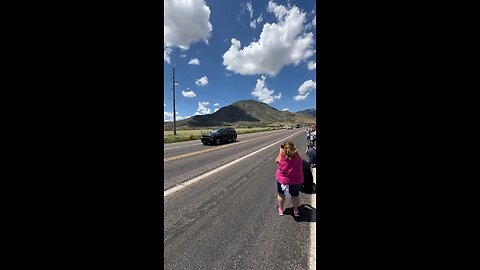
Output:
[201, 128, 237, 145]
[286, 126, 293, 130]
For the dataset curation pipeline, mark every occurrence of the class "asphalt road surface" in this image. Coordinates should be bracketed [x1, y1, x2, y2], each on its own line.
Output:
[164, 129, 316, 269]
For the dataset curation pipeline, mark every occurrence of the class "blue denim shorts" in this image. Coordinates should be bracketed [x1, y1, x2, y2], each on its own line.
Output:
[276, 180, 301, 197]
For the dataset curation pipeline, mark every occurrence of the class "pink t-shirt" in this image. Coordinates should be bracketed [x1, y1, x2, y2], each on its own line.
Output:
[276, 155, 304, 185]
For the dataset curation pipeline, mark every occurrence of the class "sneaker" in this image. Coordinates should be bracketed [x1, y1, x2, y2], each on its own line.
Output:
[277, 207, 284, 216]
[294, 209, 299, 217]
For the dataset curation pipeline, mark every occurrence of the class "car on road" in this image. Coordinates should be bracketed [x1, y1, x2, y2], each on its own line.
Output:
[201, 128, 237, 145]
[286, 126, 293, 130]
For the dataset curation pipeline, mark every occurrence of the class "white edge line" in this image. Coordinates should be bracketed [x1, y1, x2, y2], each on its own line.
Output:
[309, 185, 316, 270]
[164, 130, 303, 197]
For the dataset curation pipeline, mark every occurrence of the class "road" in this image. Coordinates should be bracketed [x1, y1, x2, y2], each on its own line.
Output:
[164, 129, 316, 269]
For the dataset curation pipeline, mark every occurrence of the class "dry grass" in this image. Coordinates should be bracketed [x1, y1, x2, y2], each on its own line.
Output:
[164, 127, 277, 143]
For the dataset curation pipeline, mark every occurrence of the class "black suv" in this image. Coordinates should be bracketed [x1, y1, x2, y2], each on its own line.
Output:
[201, 128, 237, 145]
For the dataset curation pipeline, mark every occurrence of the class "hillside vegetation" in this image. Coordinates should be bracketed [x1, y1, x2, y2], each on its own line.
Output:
[164, 99, 315, 131]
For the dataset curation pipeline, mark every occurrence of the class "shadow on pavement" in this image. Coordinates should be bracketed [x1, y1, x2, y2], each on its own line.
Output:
[284, 204, 316, 222]
[301, 183, 316, 194]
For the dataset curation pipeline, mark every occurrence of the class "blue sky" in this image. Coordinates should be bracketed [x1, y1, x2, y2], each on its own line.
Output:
[164, 0, 316, 121]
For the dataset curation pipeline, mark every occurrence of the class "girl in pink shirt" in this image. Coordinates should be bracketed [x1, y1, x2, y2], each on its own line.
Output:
[275, 140, 304, 217]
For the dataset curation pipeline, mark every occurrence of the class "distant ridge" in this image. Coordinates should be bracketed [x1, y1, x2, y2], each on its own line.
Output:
[164, 99, 315, 130]
[295, 109, 316, 118]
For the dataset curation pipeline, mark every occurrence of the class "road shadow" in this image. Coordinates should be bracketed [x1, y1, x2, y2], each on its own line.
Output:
[202, 140, 238, 146]
[283, 204, 316, 222]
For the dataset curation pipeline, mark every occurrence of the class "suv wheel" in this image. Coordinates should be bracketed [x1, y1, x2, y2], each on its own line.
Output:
[233, 135, 237, 141]
[216, 138, 221, 145]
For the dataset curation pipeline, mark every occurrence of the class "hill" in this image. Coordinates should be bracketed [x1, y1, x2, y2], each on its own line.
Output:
[164, 99, 315, 130]
[296, 109, 316, 118]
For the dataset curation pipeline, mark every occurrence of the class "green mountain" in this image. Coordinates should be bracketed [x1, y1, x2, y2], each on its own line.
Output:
[296, 109, 316, 118]
[164, 99, 315, 130]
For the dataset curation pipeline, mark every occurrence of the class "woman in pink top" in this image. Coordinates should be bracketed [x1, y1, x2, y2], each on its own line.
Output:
[275, 140, 304, 217]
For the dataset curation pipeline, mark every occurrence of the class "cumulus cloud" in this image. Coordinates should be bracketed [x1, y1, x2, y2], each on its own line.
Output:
[181, 90, 197, 97]
[294, 79, 316, 101]
[307, 61, 316, 70]
[188, 58, 200, 65]
[195, 101, 211, 115]
[164, 111, 178, 121]
[180, 54, 186, 58]
[164, 111, 190, 121]
[282, 108, 289, 111]
[164, 111, 173, 120]
[164, 0, 212, 63]
[195, 76, 208, 86]
[223, 1, 315, 76]
[293, 93, 309, 101]
[251, 75, 281, 104]
[213, 102, 220, 112]
[312, 15, 316, 27]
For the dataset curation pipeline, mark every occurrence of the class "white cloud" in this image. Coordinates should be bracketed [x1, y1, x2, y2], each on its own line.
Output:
[180, 54, 186, 58]
[181, 90, 197, 97]
[165, 110, 189, 121]
[307, 61, 316, 70]
[246, 2, 253, 18]
[249, 14, 263, 29]
[214, 108, 219, 112]
[177, 115, 192, 120]
[164, 45, 172, 64]
[312, 15, 316, 27]
[298, 80, 316, 94]
[223, 1, 315, 76]
[188, 58, 200, 65]
[195, 101, 211, 115]
[251, 75, 281, 104]
[164, 103, 166, 107]
[257, 13, 263, 23]
[164, 111, 173, 120]
[214, 103, 220, 107]
[164, 0, 212, 55]
[294, 92, 309, 101]
[282, 108, 289, 111]
[294, 79, 316, 101]
[195, 76, 208, 86]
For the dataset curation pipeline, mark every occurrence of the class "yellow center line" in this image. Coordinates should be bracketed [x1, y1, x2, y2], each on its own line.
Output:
[163, 132, 283, 162]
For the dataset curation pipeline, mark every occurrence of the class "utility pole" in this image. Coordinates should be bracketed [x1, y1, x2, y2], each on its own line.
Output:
[172, 66, 177, 135]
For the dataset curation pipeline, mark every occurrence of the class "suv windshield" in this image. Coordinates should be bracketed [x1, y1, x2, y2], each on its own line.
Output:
[210, 129, 221, 134]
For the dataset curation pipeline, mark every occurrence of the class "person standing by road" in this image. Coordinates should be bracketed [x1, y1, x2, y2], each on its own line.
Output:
[306, 130, 311, 145]
[275, 140, 304, 217]
[305, 145, 316, 168]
